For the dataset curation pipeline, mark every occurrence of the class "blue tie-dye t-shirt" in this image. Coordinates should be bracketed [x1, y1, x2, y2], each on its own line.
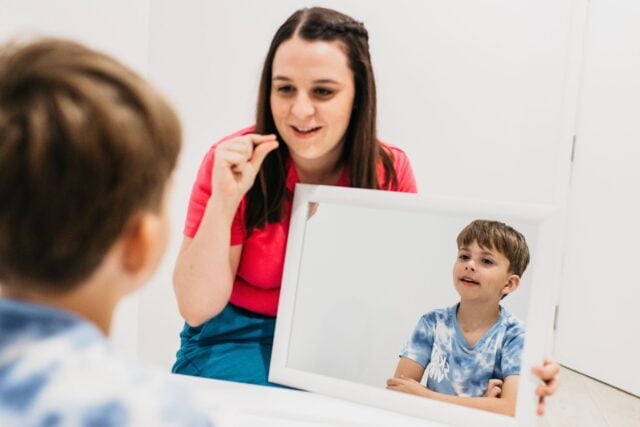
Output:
[0, 298, 215, 427]
[400, 303, 524, 397]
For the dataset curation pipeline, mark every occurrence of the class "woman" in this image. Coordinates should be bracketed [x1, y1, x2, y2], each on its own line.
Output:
[172, 7, 558, 413]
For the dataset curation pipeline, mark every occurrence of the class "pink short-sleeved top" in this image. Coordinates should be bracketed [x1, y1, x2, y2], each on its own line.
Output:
[184, 126, 418, 316]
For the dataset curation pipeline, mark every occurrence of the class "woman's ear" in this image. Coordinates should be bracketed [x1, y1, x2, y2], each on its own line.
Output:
[502, 274, 521, 297]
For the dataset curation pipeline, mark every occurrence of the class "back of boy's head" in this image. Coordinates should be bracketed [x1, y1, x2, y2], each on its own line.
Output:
[0, 37, 181, 294]
[456, 220, 530, 277]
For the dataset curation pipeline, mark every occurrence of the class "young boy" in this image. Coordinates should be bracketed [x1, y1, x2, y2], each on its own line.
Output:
[0, 38, 215, 426]
[387, 220, 530, 416]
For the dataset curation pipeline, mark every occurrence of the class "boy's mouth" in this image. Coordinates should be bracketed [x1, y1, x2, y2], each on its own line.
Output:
[460, 276, 480, 286]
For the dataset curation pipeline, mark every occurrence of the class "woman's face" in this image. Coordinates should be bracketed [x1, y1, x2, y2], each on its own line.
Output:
[270, 36, 355, 168]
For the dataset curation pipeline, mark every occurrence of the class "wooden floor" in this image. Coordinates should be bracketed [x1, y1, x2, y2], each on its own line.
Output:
[537, 366, 640, 427]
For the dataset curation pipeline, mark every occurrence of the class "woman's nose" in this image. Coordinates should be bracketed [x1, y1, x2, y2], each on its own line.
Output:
[291, 93, 315, 118]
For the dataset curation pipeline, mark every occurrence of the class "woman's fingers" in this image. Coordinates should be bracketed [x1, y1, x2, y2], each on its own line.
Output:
[531, 357, 560, 416]
[248, 133, 278, 144]
[537, 396, 546, 415]
[214, 134, 278, 189]
[532, 357, 560, 380]
[536, 376, 558, 397]
[219, 133, 276, 156]
[223, 134, 276, 157]
[531, 357, 560, 394]
[218, 136, 257, 160]
[210, 132, 279, 208]
[219, 151, 248, 172]
[249, 139, 279, 171]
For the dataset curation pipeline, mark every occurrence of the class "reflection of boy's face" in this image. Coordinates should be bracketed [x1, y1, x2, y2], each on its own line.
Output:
[452, 240, 518, 303]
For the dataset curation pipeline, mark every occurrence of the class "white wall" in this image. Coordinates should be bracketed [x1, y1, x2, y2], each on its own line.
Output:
[0, 0, 150, 73]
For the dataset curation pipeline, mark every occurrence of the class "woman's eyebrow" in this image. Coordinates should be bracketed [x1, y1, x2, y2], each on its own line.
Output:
[272, 75, 341, 85]
[312, 78, 341, 84]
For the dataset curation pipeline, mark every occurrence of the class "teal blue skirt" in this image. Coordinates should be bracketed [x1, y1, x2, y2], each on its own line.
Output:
[172, 303, 280, 386]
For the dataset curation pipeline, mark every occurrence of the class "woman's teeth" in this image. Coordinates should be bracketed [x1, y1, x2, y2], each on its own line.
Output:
[294, 126, 319, 133]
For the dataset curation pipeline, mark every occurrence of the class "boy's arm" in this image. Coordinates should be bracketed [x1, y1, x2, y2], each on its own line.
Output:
[386, 374, 519, 417]
[392, 357, 426, 381]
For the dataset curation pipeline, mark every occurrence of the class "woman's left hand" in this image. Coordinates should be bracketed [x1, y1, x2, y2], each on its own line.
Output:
[531, 357, 560, 415]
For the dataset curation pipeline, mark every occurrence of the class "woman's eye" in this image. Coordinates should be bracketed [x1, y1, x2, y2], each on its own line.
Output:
[314, 87, 333, 97]
[276, 85, 295, 94]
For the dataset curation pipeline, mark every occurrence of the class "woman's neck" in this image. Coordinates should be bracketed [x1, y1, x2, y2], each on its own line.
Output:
[295, 162, 344, 185]
[291, 152, 344, 185]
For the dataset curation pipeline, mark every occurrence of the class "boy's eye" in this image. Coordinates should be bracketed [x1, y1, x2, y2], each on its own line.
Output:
[458, 254, 470, 261]
[481, 258, 494, 265]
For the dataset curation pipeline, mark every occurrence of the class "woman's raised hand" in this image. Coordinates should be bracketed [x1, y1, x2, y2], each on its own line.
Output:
[211, 134, 279, 204]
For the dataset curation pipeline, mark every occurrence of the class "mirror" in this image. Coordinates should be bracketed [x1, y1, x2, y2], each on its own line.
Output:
[271, 184, 560, 427]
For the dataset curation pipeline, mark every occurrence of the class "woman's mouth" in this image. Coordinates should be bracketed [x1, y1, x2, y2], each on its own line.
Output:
[291, 125, 321, 139]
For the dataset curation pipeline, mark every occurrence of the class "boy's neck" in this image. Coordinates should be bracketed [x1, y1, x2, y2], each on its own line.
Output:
[3, 281, 118, 336]
[456, 300, 501, 332]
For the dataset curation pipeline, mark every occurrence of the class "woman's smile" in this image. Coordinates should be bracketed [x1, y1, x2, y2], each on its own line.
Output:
[290, 125, 323, 139]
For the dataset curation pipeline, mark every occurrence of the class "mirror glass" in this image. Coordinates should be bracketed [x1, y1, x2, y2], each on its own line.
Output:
[287, 202, 536, 389]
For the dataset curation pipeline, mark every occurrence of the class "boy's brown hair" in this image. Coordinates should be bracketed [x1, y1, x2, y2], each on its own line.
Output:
[456, 219, 530, 276]
[0, 37, 181, 294]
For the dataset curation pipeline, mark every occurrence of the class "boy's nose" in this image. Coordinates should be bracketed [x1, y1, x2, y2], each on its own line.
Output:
[465, 264, 476, 272]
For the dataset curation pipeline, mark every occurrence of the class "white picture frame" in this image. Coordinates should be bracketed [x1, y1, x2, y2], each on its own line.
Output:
[270, 184, 561, 427]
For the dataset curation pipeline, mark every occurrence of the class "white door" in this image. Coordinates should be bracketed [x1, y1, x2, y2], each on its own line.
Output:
[555, 0, 640, 396]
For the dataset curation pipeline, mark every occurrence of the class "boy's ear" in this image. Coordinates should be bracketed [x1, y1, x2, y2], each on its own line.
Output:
[119, 213, 158, 275]
[501, 274, 520, 297]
